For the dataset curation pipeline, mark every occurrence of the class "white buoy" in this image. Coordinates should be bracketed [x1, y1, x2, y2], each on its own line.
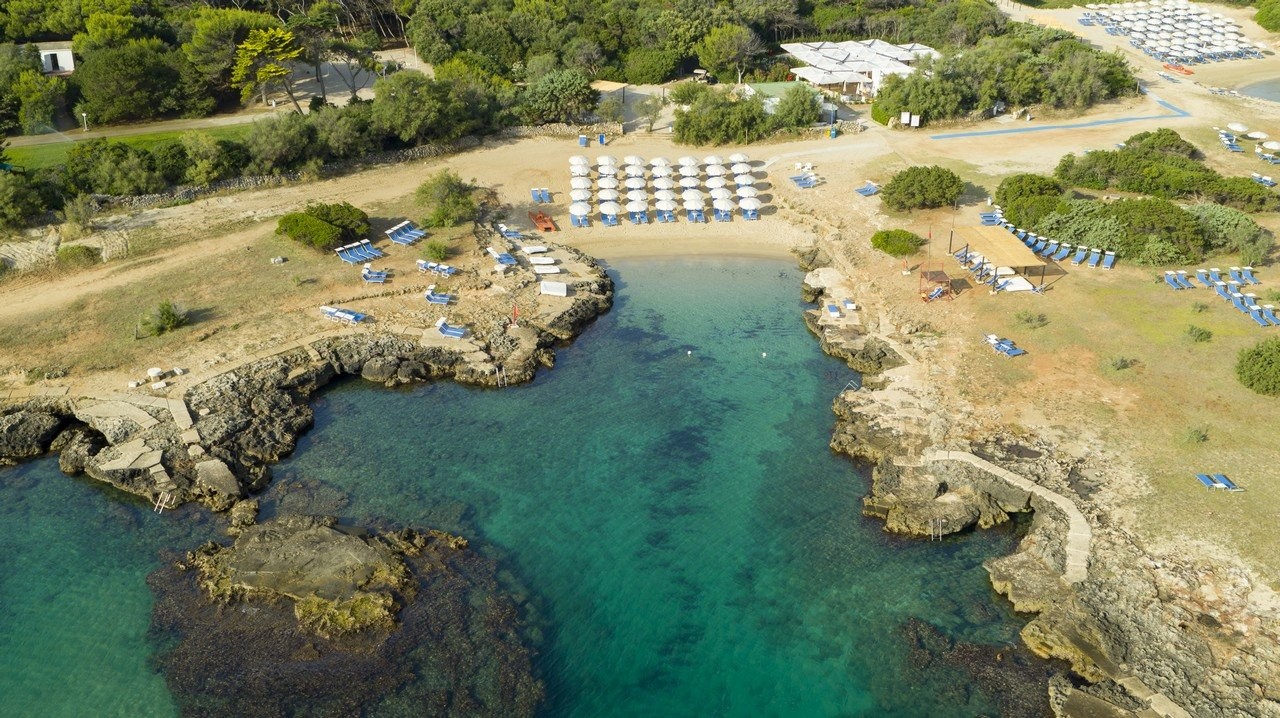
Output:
[762, 352, 767, 358]
[687, 350, 692, 356]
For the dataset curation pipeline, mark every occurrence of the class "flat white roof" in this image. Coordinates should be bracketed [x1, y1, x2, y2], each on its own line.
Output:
[781, 40, 939, 76]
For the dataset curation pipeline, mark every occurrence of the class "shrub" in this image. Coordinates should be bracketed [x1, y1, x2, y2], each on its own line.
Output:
[1109, 356, 1136, 371]
[1183, 426, 1208, 444]
[1185, 325, 1212, 343]
[302, 202, 368, 243]
[870, 229, 925, 257]
[669, 81, 710, 106]
[1260, 0, 1280, 32]
[142, 301, 189, 336]
[422, 240, 450, 262]
[276, 212, 342, 249]
[881, 166, 964, 211]
[56, 244, 100, 268]
[1015, 310, 1048, 329]
[0, 172, 46, 229]
[415, 170, 477, 227]
[771, 85, 822, 130]
[1191, 302, 1209, 313]
[1236, 337, 1280, 395]
[673, 89, 771, 145]
[622, 48, 680, 85]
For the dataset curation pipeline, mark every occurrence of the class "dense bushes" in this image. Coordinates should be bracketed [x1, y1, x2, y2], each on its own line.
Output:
[1185, 204, 1273, 267]
[994, 174, 1064, 227]
[881, 166, 964, 211]
[1258, 0, 1280, 33]
[870, 229, 925, 257]
[874, 24, 1136, 125]
[416, 170, 476, 228]
[276, 212, 342, 249]
[304, 202, 369, 243]
[1054, 129, 1280, 212]
[673, 85, 820, 145]
[142, 301, 190, 336]
[1236, 338, 1280, 396]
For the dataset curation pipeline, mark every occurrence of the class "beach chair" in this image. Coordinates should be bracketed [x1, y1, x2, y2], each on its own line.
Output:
[924, 286, 945, 302]
[1250, 308, 1271, 327]
[602, 214, 619, 227]
[1230, 293, 1251, 313]
[1164, 272, 1183, 290]
[425, 285, 453, 305]
[1030, 238, 1048, 254]
[981, 217, 1002, 226]
[1195, 269, 1213, 288]
[360, 240, 383, 258]
[497, 253, 518, 266]
[1229, 267, 1246, 284]
[1194, 473, 1221, 490]
[361, 269, 387, 284]
[1175, 271, 1194, 289]
[1213, 282, 1232, 301]
[742, 209, 758, 220]
[1209, 268, 1223, 283]
[1039, 241, 1059, 258]
[435, 317, 467, 339]
[335, 247, 357, 263]
[417, 260, 436, 274]
[826, 304, 841, 319]
[1213, 474, 1243, 492]
[1051, 244, 1072, 262]
[854, 182, 879, 197]
[1071, 245, 1089, 265]
[1086, 249, 1103, 268]
[1241, 267, 1260, 285]
[991, 279, 1011, 292]
[1263, 306, 1280, 324]
[1101, 252, 1117, 270]
[434, 264, 458, 277]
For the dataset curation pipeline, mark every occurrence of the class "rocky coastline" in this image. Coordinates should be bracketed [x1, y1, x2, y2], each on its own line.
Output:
[799, 246, 1280, 718]
[0, 239, 612, 717]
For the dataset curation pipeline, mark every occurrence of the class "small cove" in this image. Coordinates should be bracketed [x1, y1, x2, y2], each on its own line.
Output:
[0, 256, 1046, 716]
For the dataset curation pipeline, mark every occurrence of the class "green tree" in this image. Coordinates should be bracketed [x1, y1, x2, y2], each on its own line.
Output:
[1259, 0, 1280, 32]
[622, 48, 680, 85]
[870, 229, 925, 257]
[370, 70, 473, 144]
[276, 212, 342, 248]
[673, 89, 771, 145]
[328, 31, 380, 96]
[0, 43, 42, 135]
[415, 169, 476, 227]
[881, 166, 964, 211]
[245, 111, 316, 174]
[13, 70, 65, 135]
[597, 94, 624, 123]
[72, 12, 141, 55]
[310, 103, 375, 159]
[184, 8, 280, 97]
[695, 24, 764, 85]
[232, 27, 305, 112]
[1236, 337, 1280, 396]
[286, 1, 340, 104]
[636, 93, 665, 132]
[518, 70, 598, 124]
[303, 201, 369, 242]
[76, 39, 182, 124]
[182, 132, 247, 185]
[0, 172, 44, 229]
[771, 85, 820, 130]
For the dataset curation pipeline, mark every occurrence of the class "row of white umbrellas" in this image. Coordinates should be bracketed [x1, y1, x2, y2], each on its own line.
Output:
[569, 153, 751, 167]
[569, 175, 755, 190]
[568, 197, 762, 216]
[568, 186, 759, 201]
[570, 163, 755, 178]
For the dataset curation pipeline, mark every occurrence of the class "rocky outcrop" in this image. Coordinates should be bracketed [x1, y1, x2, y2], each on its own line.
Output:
[151, 515, 544, 717]
[0, 407, 67, 462]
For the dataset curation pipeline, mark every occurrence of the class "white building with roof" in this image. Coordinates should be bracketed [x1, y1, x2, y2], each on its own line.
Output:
[781, 40, 938, 97]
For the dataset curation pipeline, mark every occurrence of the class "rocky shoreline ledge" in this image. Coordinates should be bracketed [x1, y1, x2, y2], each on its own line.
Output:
[0, 239, 612, 716]
[799, 242, 1280, 718]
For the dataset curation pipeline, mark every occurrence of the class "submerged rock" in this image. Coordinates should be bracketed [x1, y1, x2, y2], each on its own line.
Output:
[150, 515, 543, 717]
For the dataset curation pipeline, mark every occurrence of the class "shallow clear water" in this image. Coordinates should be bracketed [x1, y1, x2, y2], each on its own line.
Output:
[1239, 78, 1280, 103]
[0, 257, 1033, 717]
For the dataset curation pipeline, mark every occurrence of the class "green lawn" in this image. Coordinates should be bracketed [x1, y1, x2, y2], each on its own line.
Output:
[6, 124, 254, 170]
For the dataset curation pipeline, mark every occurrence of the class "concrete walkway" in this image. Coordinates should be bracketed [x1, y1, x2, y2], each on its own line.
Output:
[929, 95, 1190, 141]
[922, 449, 1092, 584]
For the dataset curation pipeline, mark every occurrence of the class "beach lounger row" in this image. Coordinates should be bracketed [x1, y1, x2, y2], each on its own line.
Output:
[985, 334, 1026, 357]
[1193, 473, 1244, 492]
[497, 223, 525, 239]
[1257, 150, 1280, 165]
[529, 187, 552, 203]
[416, 259, 458, 276]
[320, 305, 367, 324]
[1219, 131, 1243, 153]
[1191, 267, 1261, 288]
[425, 284, 453, 305]
[334, 240, 384, 263]
[790, 173, 817, 189]
[361, 266, 389, 284]
[486, 247, 518, 266]
[385, 221, 426, 245]
[1251, 173, 1277, 187]
[854, 181, 879, 197]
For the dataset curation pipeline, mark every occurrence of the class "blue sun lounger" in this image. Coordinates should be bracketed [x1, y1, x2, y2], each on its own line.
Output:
[425, 285, 452, 305]
[1250, 308, 1271, 326]
[1196, 269, 1214, 288]
[854, 182, 879, 197]
[1086, 249, 1103, 268]
[925, 286, 945, 301]
[435, 318, 467, 338]
[1208, 268, 1223, 283]
[1264, 306, 1280, 324]
[1039, 241, 1059, 257]
[986, 335, 1026, 357]
[1175, 271, 1194, 289]
[1229, 267, 1246, 284]
[1194, 473, 1222, 489]
[1213, 473, 1243, 492]
[1030, 238, 1048, 253]
[1164, 272, 1183, 290]
[1051, 244, 1072, 262]
[1213, 282, 1232, 300]
[321, 306, 368, 324]
[1101, 251, 1116, 270]
[1071, 245, 1089, 265]
[1241, 267, 1260, 284]
[335, 246, 358, 263]
[1230, 293, 1251, 313]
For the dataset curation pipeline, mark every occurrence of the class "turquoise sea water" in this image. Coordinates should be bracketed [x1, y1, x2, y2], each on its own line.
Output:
[1239, 78, 1280, 103]
[0, 257, 1035, 717]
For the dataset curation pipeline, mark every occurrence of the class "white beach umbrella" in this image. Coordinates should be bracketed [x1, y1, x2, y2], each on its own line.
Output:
[730, 162, 753, 175]
[703, 155, 723, 165]
[713, 198, 736, 212]
[570, 177, 592, 189]
[1227, 122, 1249, 133]
[655, 199, 678, 211]
[624, 164, 646, 177]
[705, 176, 727, 189]
[683, 198, 705, 210]
[569, 202, 591, 216]
[681, 189, 704, 202]
[623, 155, 644, 166]
[728, 152, 749, 163]
[598, 176, 619, 189]
[1264, 141, 1280, 151]
[569, 155, 589, 166]
[654, 189, 677, 201]
[736, 186, 758, 198]
[680, 165, 701, 177]
[710, 187, 733, 200]
[571, 164, 591, 176]
[597, 163, 618, 177]
[650, 157, 671, 167]
[569, 189, 592, 202]
[679, 176, 701, 189]
[626, 189, 648, 202]
[597, 189, 620, 202]
[739, 197, 762, 211]
[625, 176, 647, 190]
[677, 155, 699, 167]
[705, 164, 727, 176]
[652, 165, 673, 177]
[734, 174, 755, 187]
[1247, 131, 1269, 140]
[653, 177, 675, 190]
[599, 201, 622, 216]
[596, 155, 616, 166]
[626, 200, 647, 213]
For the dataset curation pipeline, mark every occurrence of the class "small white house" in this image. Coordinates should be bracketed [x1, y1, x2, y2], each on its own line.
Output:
[35, 41, 74, 75]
